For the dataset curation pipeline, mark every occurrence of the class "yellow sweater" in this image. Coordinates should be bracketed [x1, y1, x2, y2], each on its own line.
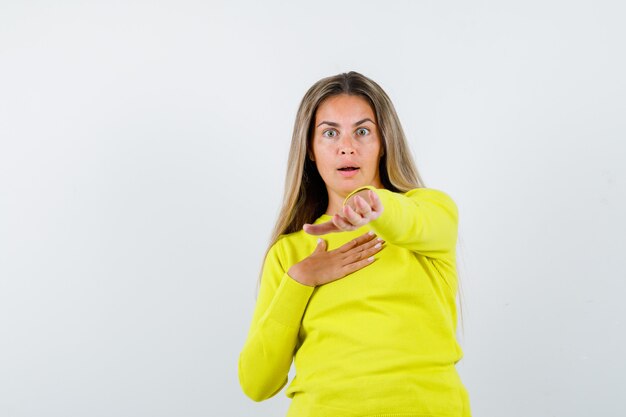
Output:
[238, 186, 471, 417]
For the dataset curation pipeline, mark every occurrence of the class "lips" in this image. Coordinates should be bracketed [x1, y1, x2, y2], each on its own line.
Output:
[337, 161, 360, 171]
[337, 166, 360, 178]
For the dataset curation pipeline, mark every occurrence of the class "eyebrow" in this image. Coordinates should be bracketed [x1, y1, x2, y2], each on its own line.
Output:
[316, 118, 376, 128]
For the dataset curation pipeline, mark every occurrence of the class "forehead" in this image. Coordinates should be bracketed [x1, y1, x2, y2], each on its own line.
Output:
[315, 94, 375, 123]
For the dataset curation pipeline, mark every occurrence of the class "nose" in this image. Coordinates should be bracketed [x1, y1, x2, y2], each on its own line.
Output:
[339, 136, 355, 155]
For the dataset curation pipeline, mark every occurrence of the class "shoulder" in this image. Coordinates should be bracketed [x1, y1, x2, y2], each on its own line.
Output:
[268, 229, 316, 265]
[276, 228, 315, 253]
[266, 234, 291, 260]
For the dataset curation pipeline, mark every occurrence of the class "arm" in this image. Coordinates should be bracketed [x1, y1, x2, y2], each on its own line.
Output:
[343, 186, 459, 260]
[238, 239, 315, 402]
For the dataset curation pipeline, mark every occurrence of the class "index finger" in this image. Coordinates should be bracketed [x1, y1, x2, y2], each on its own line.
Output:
[303, 220, 340, 235]
[337, 231, 377, 253]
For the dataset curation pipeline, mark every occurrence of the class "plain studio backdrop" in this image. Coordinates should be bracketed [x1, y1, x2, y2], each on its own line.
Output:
[1, 1, 624, 416]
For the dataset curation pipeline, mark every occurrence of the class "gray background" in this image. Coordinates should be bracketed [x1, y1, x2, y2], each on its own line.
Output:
[1, 1, 624, 416]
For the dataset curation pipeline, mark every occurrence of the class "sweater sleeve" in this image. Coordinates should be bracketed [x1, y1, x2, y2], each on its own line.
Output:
[238, 238, 315, 402]
[343, 186, 459, 260]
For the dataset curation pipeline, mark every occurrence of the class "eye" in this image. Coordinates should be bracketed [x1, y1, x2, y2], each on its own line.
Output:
[323, 129, 338, 138]
[356, 127, 370, 136]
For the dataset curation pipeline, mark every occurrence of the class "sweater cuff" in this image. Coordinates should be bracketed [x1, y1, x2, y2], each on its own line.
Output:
[343, 185, 377, 205]
[266, 272, 315, 329]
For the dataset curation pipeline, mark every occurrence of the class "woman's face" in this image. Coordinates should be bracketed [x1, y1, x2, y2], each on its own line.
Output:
[311, 94, 384, 200]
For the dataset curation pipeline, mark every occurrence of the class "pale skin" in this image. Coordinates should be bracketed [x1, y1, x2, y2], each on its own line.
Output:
[287, 94, 387, 287]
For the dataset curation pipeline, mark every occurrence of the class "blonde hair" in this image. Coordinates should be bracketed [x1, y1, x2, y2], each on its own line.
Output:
[255, 71, 464, 333]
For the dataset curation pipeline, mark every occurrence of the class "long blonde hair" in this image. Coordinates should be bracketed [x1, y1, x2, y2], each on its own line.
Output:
[256, 71, 464, 333]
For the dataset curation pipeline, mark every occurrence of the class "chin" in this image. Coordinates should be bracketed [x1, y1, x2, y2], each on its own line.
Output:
[338, 182, 366, 194]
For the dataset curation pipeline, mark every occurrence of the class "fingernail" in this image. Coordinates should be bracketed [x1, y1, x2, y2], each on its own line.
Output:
[375, 243, 381, 248]
[317, 238, 322, 244]
[368, 231, 375, 236]
[368, 256, 375, 262]
[377, 237, 383, 242]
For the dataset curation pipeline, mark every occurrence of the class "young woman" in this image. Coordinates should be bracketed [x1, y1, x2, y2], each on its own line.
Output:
[238, 71, 471, 417]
